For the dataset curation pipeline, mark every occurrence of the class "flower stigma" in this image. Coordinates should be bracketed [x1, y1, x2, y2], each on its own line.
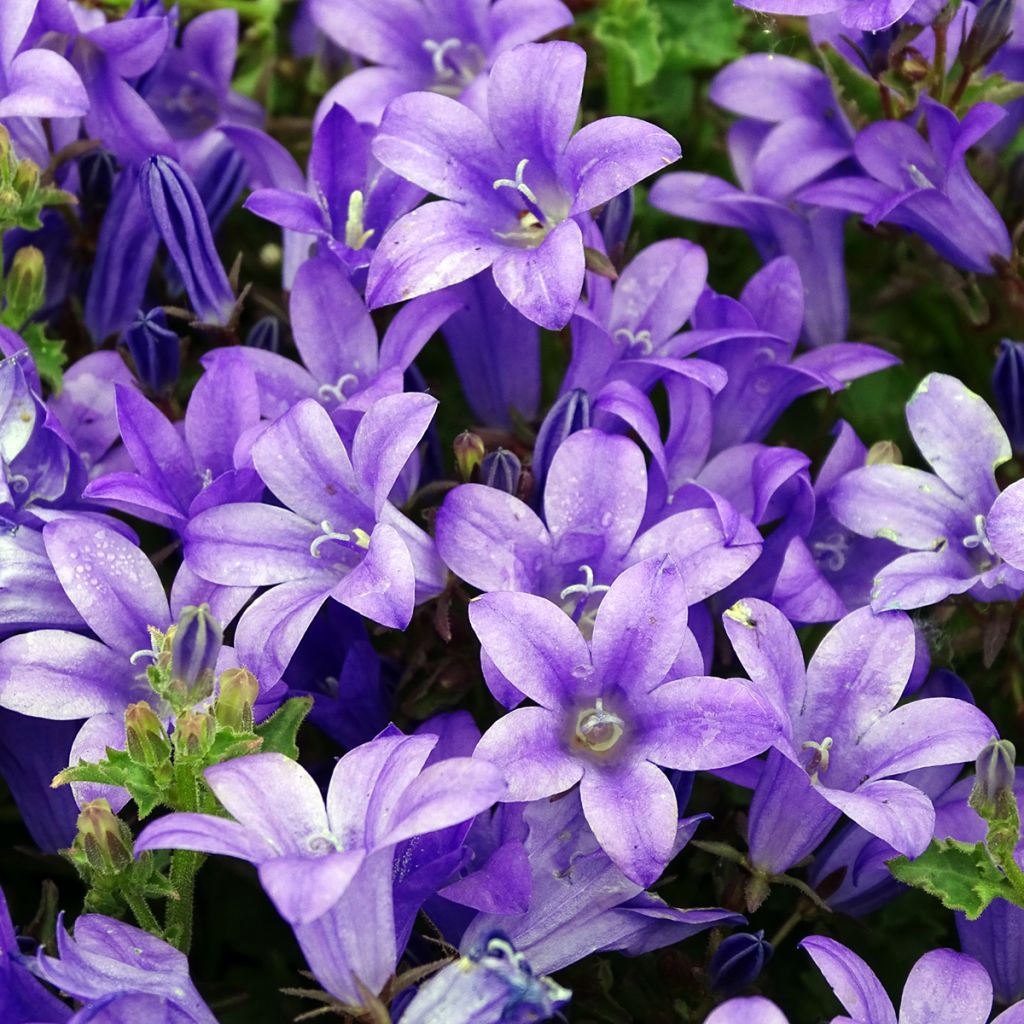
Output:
[575, 698, 625, 753]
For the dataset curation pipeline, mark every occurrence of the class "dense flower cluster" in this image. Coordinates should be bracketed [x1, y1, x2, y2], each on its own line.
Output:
[1, 0, 1024, 1020]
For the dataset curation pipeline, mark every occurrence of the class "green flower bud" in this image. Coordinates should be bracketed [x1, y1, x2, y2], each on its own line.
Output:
[174, 710, 217, 759]
[13, 157, 39, 198]
[6, 246, 46, 318]
[74, 799, 133, 874]
[125, 701, 172, 767]
[454, 431, 486, 481]
[215, 667, 259, 732]
[866, 440, 902, 466]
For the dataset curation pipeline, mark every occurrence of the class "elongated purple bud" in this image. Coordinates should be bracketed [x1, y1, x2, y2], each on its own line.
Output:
[532, 388, 590, 496]
[962, 0, 1016, 68]
[993, 339, 1024, 452]
[970, 738, 1016, 818]
[245, 316, 281, 352]
[140, 155, 234, 325]
[597, 187, 633, 261]
[169, 603, 223, 706]
[122, 308, 180, 397]
[481, 448, 521, 494]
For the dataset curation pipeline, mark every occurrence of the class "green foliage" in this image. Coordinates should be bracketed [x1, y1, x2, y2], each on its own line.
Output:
[255, 696, 314, 759]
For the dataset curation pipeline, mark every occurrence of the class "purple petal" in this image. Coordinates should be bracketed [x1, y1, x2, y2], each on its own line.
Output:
[435, 484, 551, 592]
[907, 373, 1009, 509]
[709, 53, 837, 120]
[0, 631, 135, 719]
[203, 752, 329, 854]
[351, 392, 437, 514]
[579, 758, 678, 886]
[566, 116, 681, 215]
[0, 50, 88, 118]
[367, 202, 505, 309]
[378, 289, 464, 372]
[705, 997, 790, 1024]
[475, 706, 583, 801]
[68, 713, 129, 812]
[591, 556, 689, 692]
[639, 676, 780, 769]
[235, 347, 318, 420]
[135, 811, 269, 861]
[330, 522, 416, 629]
[244, 188, 326, 234]
[898, 948, 992, 1024]
[43, 518, 168, 652]
[800, 935, 896, 1024]
[185, 504, 330, 586]
[988, 480, 1024, 570]
[818, 779, 935, 858]
[491, 0, 573, 51]
[871, 548, 980, 612]
[258, 851, 365, 925]
[469, 591, 592, 708]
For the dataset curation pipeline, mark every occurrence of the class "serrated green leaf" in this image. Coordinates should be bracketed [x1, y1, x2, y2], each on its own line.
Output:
[254, 696, 312, 759]
[659, 1, 745, 72]
[819, 43, 884, 126]
[205, 727, 263, 765]
[18, 323, 67, 395]
[54, 748, 167, 819]
[888, 838, 1016, 920]
[594, 0, 663, 88]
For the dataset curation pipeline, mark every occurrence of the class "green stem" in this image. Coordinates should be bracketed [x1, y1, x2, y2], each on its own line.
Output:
[605, 47, 632, 116]
[124, 890, 162, 935]
[931, 23, 948, 102]
[164, 762, 205, 953]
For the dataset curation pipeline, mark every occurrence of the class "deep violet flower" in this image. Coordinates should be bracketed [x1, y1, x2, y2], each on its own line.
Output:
[367, 41, 681, 329]
[471, 557, 780, 884]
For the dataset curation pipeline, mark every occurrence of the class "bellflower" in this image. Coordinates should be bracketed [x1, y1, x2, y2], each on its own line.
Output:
[705, 997, 788, 1024]
[83, 350, 263, 531]
[800, 935, 1024, 1024]
[461, 788, 744, 972]
[735, 0, 931, 31]
[437, 428, 763, 704]
[0, 1, 88, 120]
[184, 393, 446, 683]
[310, 0, 573, 125]
[245, 104, 423, 277]
[136, 735, 506, 1007]
[987, 476, 1024, 574]
[400, 933, 570, 1024]
[28, 911, 216, 1024]
[800, 100, 1012, 274]
[649, 55, 854, 345]
[471, 556, 780, 884]
[367, 41, 681, 329]
[724, 600, 995, 874]
[231, 253, 460, 424]
[830, 373, 1024, 610]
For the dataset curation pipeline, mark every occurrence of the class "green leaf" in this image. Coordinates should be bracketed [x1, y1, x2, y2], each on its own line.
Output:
[888, 838, 1017, 920]
[18, 324, 67, 395]
[254, 696, 312, 759]
[819, 43, 884, 125]
[659, 1, 745, 73]
[205, 727, 263, 766]
[594, 0, 664, 89]
[54, 748, 168, 819]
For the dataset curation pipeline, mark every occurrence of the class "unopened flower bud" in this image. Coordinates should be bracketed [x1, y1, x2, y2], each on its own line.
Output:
[597, 188, 633, 262]
[971, 738, 1016, 818]
[962, 0, 1016, 68]
[122, 309, 181, 398]
[895, 47, 930, 83]
[0, 125, 11, 166]
[993, 339, 1024, 452]
[532, 388, 591, 494]
[709, 930, 773, 993]
[866, 440, 902, 466]
[13, 158, 39, 197]
[245, 316, 281, 352]
[125, 701, 172, 766]
[74, 799, 133, 874]
[79, 149, 117, 210]
[174, 710, 217, 759]
[6, 246, 46, 318]
[215, 668, 259, 732]
[454, 431, 485, 481]
[169, 604, 223, 706]
[482, 448, 521, 494]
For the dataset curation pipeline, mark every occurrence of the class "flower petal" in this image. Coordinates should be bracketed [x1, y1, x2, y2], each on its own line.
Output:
[898, 949, 993, 1024]
[800, 935, 897, 1024]
[331, 522, 416, 629]
[258, 851, 366, 926]
[135, 810, 269, 861]
[817, 778, 935, 858]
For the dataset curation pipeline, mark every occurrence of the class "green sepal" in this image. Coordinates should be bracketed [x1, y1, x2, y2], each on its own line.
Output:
[53, 747, 171, 819]
[204, 726, 264, 765]
[888, 838, 1018, 920]
[818, 43, 884, 125]
[254, 696, 313, 759]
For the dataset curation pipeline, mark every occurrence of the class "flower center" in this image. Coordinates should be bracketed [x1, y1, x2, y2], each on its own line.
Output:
[963, 513, 996, 557]
[613, 327, 653, 357]
[344, 190, 374, 251]
[812, 533, 850, 573]
[574, 698, 624, 753]
[493, 158, 549, 228]
[317, 373, 360, 404]
[559, 564, 610, 626]
[305, 830, 343, 855]
[802, 736, 833, 783]
[422, 37, 485, 91]
[309, 520, 371, 559]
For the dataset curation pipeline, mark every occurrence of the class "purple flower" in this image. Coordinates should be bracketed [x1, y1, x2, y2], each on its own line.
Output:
[735, 0, 925, 32]
[801, 100, 1012, 275]
[724, 600, 995, 874]
[367, 41, 681, 329]
[28, 911, 215, 1024]
[704, 997, 788, 1024]
[184, 393, 446, 682]
[649, 55, 854, 345]
[800, 935, 1024, 1024]
[461, 788, 744, 972]
[830, 373, 1024, 610]
[471, 557, 780, 884]
[136, 734, 506, 1006]
[309, 0, 572, 125]
[245, 104, 423, 276]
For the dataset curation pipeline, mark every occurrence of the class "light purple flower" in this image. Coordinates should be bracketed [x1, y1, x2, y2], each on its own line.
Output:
[724, 600, 995, 874]
[830, 373, 1024, 610]
[367, 41, 681, 329]
[704, 997, 789, 1024]
[136, 734, 506, 1006]
[735, 0, 923, 32]
[184, 392, 446, 682]
[471, 556, 780, 884]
